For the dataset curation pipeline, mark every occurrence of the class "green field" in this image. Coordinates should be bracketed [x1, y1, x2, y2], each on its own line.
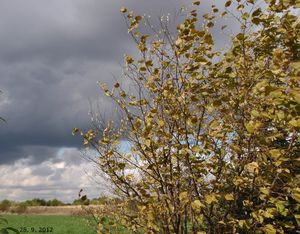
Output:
[1, 215, 97, 234]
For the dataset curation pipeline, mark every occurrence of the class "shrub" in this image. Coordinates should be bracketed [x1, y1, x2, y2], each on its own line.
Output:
[0, 200, 11, 212]
[76, 0, 299, 233]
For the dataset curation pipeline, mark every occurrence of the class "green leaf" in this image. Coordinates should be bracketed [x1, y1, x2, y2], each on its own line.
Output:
[0, 229, 9, 234]
[0, 217, 8, 225]
[5, 227, 20, 234]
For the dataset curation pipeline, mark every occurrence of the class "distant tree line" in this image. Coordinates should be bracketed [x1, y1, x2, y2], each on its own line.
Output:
[0, 196, 117, 211]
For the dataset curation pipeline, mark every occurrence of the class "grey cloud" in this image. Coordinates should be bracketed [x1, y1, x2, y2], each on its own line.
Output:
[0, 0, 238, 166]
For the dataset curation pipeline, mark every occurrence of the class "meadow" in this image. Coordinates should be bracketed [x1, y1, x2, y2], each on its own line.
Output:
[1, 214, 97, 234]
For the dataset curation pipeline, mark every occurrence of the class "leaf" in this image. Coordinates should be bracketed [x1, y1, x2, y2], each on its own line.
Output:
[236, 33, 244, 41]
[5, 227, 20, 234]
[157, 119, 165, 127]
[125, 55, 134, 64]
[193, 1, 200, 5]
[225, 193, 234, 201]
[292, 188, 300, 203]
[135, 15, 142, 21]
[207, 22, 214, 28]
[205, 194, 218, 204]
[133, 119, 142, 129]
[191, 200, 204, 209]
[120, 7, 127, 13]
[263, 224, 276, 234]
[0, 217, 8, 225]
[179, 192, 188, 202]
[0, 229, 9, 234]
[238, 220, 246, 228]
[191, 145, 200, 153]
[269, 149, 281, 159]
[72, 128, 79, 135]
[225, 1, 232, 7]
[245, 162, 259, 174]
[145, 139, 151, 148]
[295, 214, 300, 226]
[175, 38, 183, 45]
[114, 83, 120, 88]
[245, 121, 255, 133]
[289, 118, 300, 127]
[260, 187, 269, 195]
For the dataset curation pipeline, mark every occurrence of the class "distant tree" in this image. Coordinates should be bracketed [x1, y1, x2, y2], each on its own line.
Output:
[48, 199, 64, 206]
[0, 200, 11, 212]
[77, 0, 299, 233]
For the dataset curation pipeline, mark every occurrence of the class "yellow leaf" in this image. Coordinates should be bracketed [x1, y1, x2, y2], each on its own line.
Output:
[295, 214, 300, 226]
[191, 200, 204, 209]
[245, 121, 255, 133]
[238, 220, 246, 228]
[192, 145, 200, 153]
[205, 194, 218, 204]
[292, 91, 300, 104]
[260, 187, 269, 195]
[179, 192, 188, 201]
[134, 119, 142, 129]
[263, 224, 276, 234]
[245, 162, 259, 174]
[292, 188, 300, 203]
[225, 193, 234, 201]
[125, 55, 134, 64]
[289, 118, 300, 127]
[144, 139, 151, 148]
[157, 119, 165, 127]
[269, 149, 281, 159]
[120, 90, 126, 98]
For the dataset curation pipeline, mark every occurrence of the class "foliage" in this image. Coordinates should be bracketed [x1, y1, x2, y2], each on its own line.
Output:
[0, 201, 11, 213]
[10, 203, 27, 215]
[77, 0, 299, 233]
[0, 216, 19, 234]
[21, 198, 64, 207]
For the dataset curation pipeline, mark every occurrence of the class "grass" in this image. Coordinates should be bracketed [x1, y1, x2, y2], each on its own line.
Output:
[1, 214, 97, 234]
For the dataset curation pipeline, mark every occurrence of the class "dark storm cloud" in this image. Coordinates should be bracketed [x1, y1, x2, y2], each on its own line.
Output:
[0, 0, 238, 165]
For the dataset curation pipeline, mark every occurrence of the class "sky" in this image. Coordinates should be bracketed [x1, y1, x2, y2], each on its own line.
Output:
[0, 0, 236, 202]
